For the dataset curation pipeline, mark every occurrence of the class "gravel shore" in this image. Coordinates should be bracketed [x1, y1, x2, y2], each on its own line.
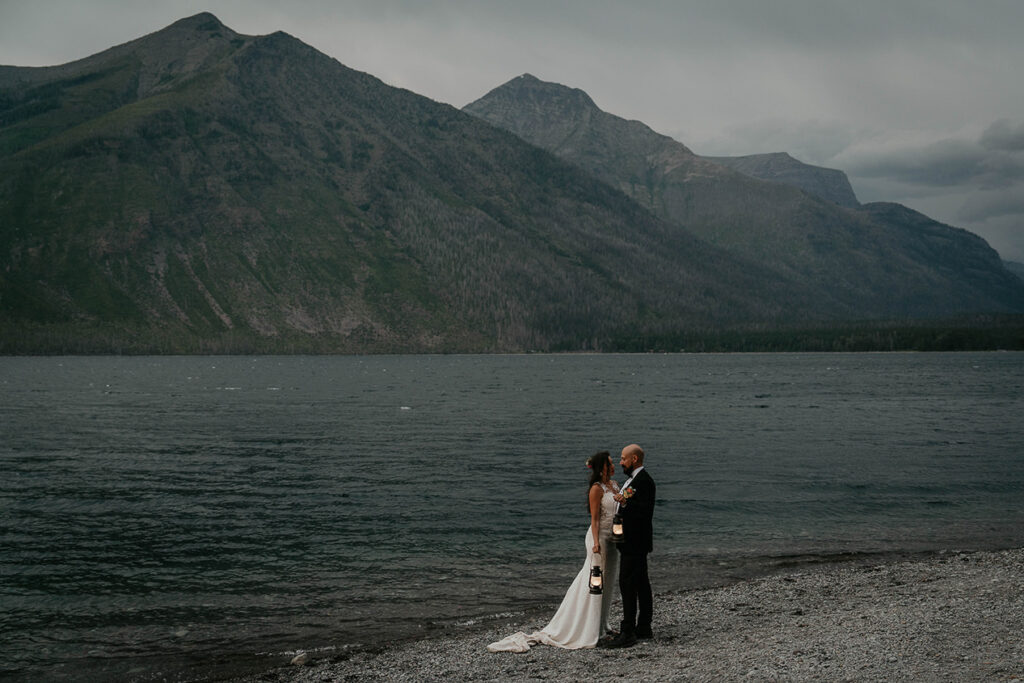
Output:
[237, 548, 1024, 681]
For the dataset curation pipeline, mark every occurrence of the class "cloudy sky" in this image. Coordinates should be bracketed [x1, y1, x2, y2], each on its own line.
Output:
[2, 0, 1023, 261]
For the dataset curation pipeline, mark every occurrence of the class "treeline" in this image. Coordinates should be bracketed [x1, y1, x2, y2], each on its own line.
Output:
[0, 320, 474, 355]
[596, 317, 1024, 353]
[4, 317, 1023, 355]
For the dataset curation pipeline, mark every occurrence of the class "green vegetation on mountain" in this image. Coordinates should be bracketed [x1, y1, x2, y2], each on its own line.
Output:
[1, 14, 816, 353]
[2, 17, 1021, 354]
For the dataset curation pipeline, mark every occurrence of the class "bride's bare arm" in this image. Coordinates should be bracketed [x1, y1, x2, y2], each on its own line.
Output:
[589, 484, 603, 552]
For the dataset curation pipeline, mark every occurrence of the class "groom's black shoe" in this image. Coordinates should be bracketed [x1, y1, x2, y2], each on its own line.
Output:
[636, 626, 653, 640]
[605, 631, 638, 649]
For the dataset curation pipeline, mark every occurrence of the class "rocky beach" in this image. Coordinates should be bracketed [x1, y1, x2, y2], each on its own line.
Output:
[237, 547, 1024, 681]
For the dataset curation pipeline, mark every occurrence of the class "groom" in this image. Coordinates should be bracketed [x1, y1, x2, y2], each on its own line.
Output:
[607, 443, 655, 649]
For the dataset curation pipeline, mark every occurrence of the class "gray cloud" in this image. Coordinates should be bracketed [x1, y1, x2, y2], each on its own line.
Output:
[958, 188, 1024, 224]
[841, 136, 1024, 189]
[981, 120, 1024, 152]
[689, 120, 867, 167]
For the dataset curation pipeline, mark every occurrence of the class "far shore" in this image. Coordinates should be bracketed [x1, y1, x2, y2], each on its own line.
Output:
[233, 547, 1024, 681]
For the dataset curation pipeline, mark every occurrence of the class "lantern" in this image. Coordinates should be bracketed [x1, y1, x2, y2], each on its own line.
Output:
[589, 557, 603, 594]
[611, 513, 624, 543]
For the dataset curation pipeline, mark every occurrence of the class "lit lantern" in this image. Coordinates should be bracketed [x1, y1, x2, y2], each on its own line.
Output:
[589, 559, 603, 594]
[611, 513, 624, 543]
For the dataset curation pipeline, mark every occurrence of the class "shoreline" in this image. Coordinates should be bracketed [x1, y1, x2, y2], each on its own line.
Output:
[231, 547, 1024, 681]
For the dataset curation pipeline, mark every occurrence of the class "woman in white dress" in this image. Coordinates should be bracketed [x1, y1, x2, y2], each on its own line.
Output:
[487, 451, 620, 652]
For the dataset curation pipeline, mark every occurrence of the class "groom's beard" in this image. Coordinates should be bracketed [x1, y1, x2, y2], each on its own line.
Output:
[622, 465, 634, 476]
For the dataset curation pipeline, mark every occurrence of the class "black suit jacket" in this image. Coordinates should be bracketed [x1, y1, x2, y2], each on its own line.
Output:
[618, 468, 655, 555]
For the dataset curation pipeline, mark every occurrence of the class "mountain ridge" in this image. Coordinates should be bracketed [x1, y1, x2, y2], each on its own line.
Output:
[464, 74, 1024, 318]
[1, 14, 819, 353]
[703, 152, 861, 208]
[0, 13, 240, 90]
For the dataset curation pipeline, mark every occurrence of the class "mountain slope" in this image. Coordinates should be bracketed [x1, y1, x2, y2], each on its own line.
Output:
[0, 14, 810, 353]
[704, 152, 860, 208]
[464, 74, 1024, 318]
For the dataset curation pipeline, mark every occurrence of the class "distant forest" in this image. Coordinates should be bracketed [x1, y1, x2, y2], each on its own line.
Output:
[596, 317, 1024, 353]
[3, 316, 1022, 355]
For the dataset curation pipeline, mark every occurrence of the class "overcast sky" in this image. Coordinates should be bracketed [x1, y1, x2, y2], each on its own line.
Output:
[2, 0, 1022, 261]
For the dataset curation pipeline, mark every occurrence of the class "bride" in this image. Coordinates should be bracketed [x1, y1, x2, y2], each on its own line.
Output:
[487, 451, 621, 652]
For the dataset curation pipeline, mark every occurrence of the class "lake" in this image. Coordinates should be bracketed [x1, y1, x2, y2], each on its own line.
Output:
[1, 353, 1022, 680]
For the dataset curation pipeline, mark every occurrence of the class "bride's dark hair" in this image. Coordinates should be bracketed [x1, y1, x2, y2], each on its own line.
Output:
[585, 451, 611, 507]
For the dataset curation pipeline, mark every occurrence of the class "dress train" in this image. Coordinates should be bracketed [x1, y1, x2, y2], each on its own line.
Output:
[487, 484, 619, 652]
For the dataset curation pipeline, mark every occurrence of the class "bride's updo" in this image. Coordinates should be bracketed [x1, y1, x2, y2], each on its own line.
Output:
[585, 450, 611, 503]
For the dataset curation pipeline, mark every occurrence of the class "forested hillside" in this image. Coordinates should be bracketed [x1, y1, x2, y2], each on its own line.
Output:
[1, 14, 813, 353]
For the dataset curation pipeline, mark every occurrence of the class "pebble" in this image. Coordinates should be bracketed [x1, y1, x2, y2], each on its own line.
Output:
[236, 548, 1024, 682]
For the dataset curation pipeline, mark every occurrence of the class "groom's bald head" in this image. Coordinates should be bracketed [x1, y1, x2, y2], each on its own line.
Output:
[622, 444, 647, 464]
[621, 443, 644, 465]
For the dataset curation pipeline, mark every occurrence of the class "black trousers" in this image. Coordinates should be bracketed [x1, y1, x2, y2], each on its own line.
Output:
[618, 551, 652, 634]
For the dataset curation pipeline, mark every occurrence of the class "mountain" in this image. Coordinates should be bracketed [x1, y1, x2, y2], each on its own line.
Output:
[1006, 261, 1024, 282]
[0, 14, 814, 353]
[703, 152, 860, 208]
[464, 74, 1024, 319]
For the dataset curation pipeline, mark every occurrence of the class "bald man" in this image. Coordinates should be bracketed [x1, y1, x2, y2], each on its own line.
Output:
[606, 443, 655, 648]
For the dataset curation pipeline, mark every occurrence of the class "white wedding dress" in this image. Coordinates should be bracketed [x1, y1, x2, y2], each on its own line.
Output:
[487, 482, 620, 652]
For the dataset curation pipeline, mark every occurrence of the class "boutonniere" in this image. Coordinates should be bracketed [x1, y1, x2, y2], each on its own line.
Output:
[622, 486, 635, 500]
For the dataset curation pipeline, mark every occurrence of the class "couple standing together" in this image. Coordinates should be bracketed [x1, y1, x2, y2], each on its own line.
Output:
[488, 444, 655, 652]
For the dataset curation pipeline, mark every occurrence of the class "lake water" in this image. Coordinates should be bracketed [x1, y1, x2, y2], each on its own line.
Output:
[1, 353, 1022, 680]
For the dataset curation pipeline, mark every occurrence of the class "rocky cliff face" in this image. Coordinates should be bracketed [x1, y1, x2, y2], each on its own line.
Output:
[0, 15, 808, 353]
[704, 152, 860, 208]
[465, 75, 1024, 318]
